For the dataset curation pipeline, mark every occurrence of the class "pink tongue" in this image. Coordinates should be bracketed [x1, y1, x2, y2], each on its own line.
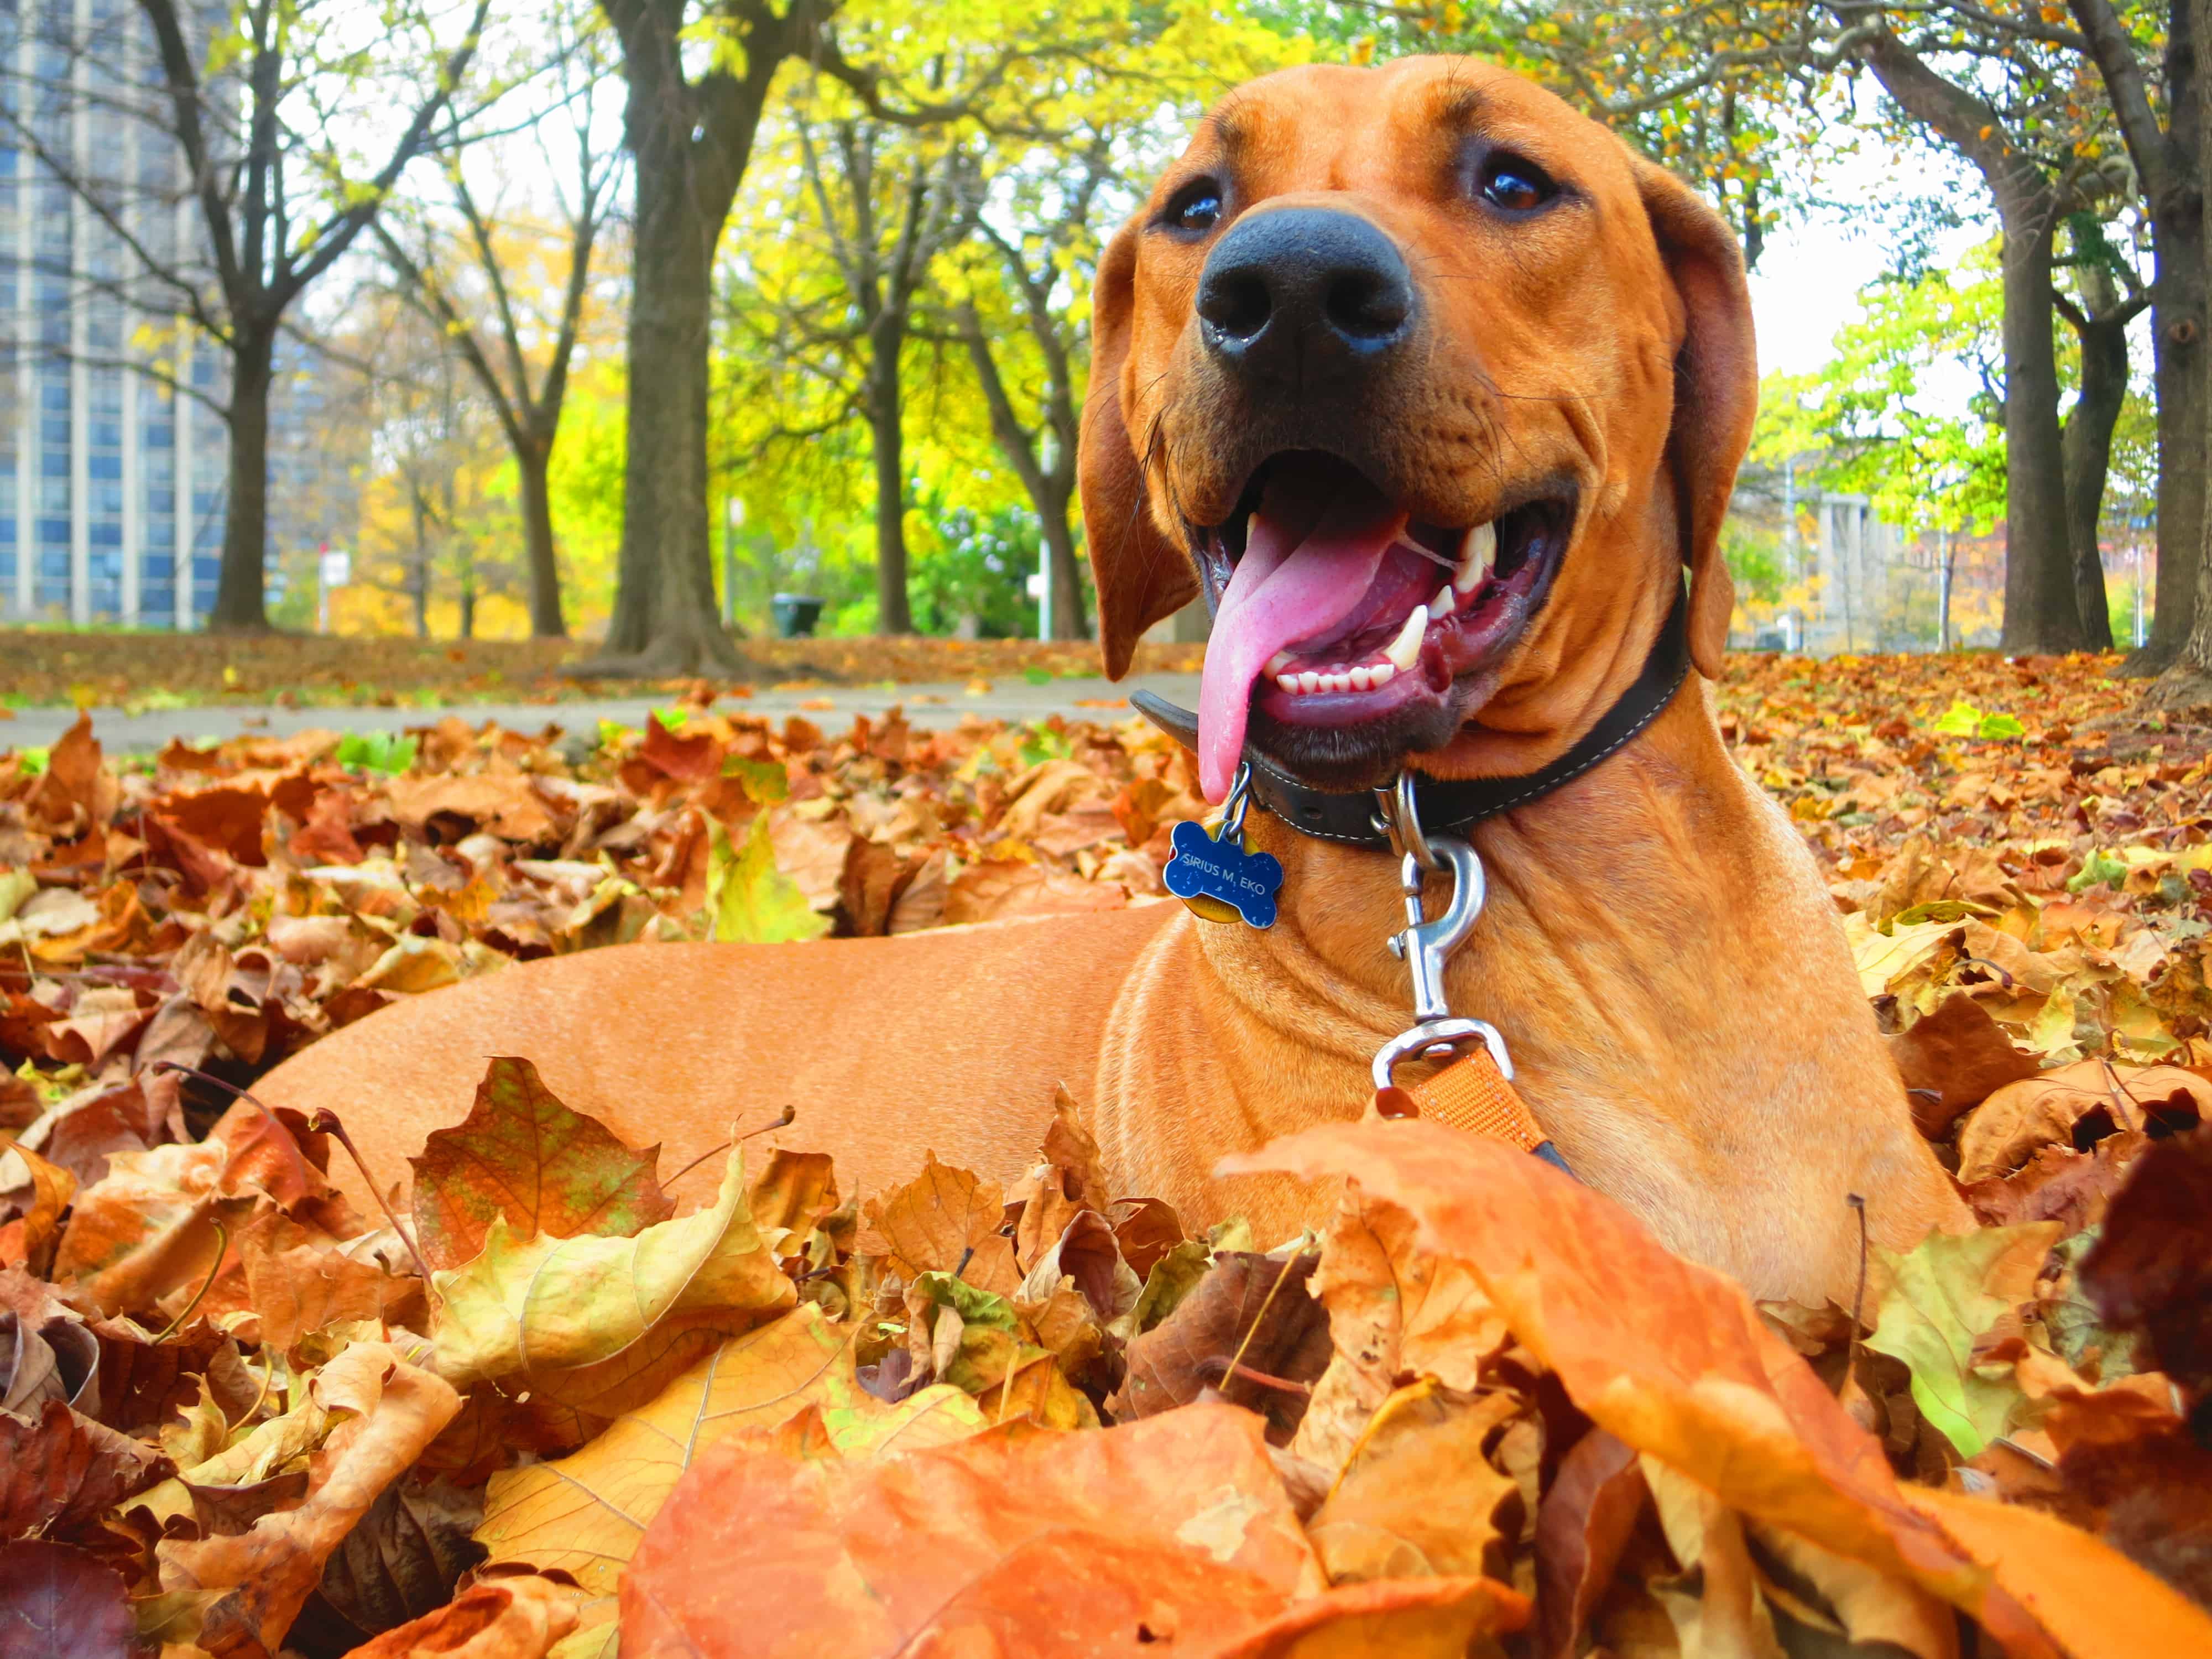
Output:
[1197, 488, 1407, 800]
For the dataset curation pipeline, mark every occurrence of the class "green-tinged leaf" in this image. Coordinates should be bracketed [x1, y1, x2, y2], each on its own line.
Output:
[409, 1056, 674, 1274]
[705, 815, 830, 945]
[0, 868, 37, 924]
[336, 731, 418, 774]
[1932, 700, 1983, 737]
[1863, 1222, 2063, 1457]
[431, 1145, 794, 1415]
[907, 1270, 1019, 1333]
[2068, 849, 2129, 893]
[1109, 1238, 1212, 1343]
[721, 753, 790, 805]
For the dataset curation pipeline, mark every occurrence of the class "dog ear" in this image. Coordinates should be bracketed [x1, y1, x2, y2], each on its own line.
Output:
[1634, 161, 1758, 680]
[1080, 217, 1198, 679]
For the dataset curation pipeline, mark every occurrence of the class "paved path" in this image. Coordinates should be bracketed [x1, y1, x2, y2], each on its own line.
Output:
[0, 671, 1206, 753]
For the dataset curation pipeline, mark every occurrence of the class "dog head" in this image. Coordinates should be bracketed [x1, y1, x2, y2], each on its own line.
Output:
[1079, 56, 1757, 800]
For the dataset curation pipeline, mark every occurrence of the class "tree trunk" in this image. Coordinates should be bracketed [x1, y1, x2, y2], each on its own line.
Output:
[1042, 474, 1085, 640]
[589, 136, 737, 671]
[410, 489, 431, 640]
[586, 0, 789, 675]
[2060, 300, 2131, 651]
[2148, 0, 2212, 706]
[517, 431, 567, 638]
[866, 312, 914, 635]
[207, 323, 275, 632]
[958, 306, 1089, 639]
[1996, 207, 2085, 654]
[2142, 218, 2208, 668]
[2128, 0, 2206, 675]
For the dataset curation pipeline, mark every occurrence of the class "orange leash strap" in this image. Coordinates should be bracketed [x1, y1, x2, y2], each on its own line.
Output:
[1376, 1046, 1574, 1173]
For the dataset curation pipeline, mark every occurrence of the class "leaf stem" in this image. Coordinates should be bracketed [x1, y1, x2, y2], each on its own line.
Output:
[1221, 1250, 1305, 1415]
[307, 1108, 436, 1286]
[1845, 1191, 1869, 1402]
[149, 1218, 228, 1342]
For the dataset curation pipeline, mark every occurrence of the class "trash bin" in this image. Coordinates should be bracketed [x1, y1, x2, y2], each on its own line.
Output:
[770, 593, 825, 638]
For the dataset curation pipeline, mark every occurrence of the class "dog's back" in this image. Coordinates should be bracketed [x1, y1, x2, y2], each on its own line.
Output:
[262, 904, 1178, 1214]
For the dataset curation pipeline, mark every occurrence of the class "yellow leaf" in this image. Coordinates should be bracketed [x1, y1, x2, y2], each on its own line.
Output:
[706, 814, 830, 944]
[432, 1145, 794, 1416]
[478, 1304, 984, 1645]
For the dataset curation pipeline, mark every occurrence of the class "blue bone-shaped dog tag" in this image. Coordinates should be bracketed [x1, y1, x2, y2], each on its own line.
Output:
[1164, 818, 1284, 928]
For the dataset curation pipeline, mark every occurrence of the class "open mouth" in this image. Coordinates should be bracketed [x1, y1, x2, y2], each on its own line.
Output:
[1189, 451, 1573, 800]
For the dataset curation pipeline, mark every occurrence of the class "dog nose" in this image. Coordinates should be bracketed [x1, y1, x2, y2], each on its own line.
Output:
[1195, 208, 1414, 381]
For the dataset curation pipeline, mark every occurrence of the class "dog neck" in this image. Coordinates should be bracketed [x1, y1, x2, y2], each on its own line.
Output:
[1190, 676, 1741, 1042]
[1102, 667, 1949, 1301]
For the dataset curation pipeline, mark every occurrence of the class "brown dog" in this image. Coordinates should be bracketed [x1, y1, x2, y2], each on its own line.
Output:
[258, 57, 1964, 1305]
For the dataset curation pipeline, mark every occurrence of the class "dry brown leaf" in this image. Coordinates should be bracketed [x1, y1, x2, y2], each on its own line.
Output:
[157, 1341, 461, 1656]
[0, 1397, 171, 1538]
[1532, 1429, 1650, 1659]
[1957, 1060, 2212, 1182]
[1211, 1575, 1531, 1659]
[745, 1149, 839, 1238]
[1888, 992, 2038, 1135]
[430, 1144, 792, 1418]
[1227, 1121, 2113, 1655]
[384, 773, 556, 843]
[1292, 1191, 1509, 1472]
[238, 1213, 416, 1349]
[1903, 1484, 2212, 1658]
[854, 1151, 1020, 1298]
[0, 1537, 138, 1659]
[1110, 1250, 1332, 1445]
[0, 1142, 75, 1271]
[1305, 1378, 1526, 1585]
[336, 1572, 581, 1659]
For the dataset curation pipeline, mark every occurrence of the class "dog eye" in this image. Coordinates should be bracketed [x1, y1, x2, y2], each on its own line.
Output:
[1477, 153, 1557, 213]
[1166, 181, 1223, 234]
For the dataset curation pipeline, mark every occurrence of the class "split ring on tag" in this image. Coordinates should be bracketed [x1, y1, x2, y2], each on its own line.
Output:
[1164, 760, 1284, 928]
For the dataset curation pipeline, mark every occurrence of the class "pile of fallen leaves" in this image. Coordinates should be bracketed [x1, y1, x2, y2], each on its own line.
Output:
[0, 629, 1207, 711]
[4, 649, 2212, 1657]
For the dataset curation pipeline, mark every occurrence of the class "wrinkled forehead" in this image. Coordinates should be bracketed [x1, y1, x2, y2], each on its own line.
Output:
[1163, 58, 1635, 210]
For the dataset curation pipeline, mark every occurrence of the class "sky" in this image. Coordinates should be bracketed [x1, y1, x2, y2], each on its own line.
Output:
[1743, 135, 1990, 382]
[1748, 222, 1894, 380]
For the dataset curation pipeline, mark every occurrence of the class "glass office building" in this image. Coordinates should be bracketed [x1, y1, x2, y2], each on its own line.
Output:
[0, 0, 237, 627]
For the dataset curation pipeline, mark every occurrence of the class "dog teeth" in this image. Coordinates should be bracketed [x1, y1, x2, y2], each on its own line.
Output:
[1276, 659, 1404, 696]
[1266, 650, 1293, 674]
[1383, 605, 1427, 672]
[1453, 521, 1497, 593]
[1433, 584, 1455, 616]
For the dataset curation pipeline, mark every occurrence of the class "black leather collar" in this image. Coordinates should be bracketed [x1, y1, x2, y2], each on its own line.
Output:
[1132, 587, 1691, 851]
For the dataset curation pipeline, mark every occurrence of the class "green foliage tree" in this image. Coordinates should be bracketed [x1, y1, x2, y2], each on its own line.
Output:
[1756, 242, 2010, 542]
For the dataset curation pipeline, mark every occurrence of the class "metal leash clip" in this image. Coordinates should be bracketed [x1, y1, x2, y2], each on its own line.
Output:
[1369, 772, 1512, 1092]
